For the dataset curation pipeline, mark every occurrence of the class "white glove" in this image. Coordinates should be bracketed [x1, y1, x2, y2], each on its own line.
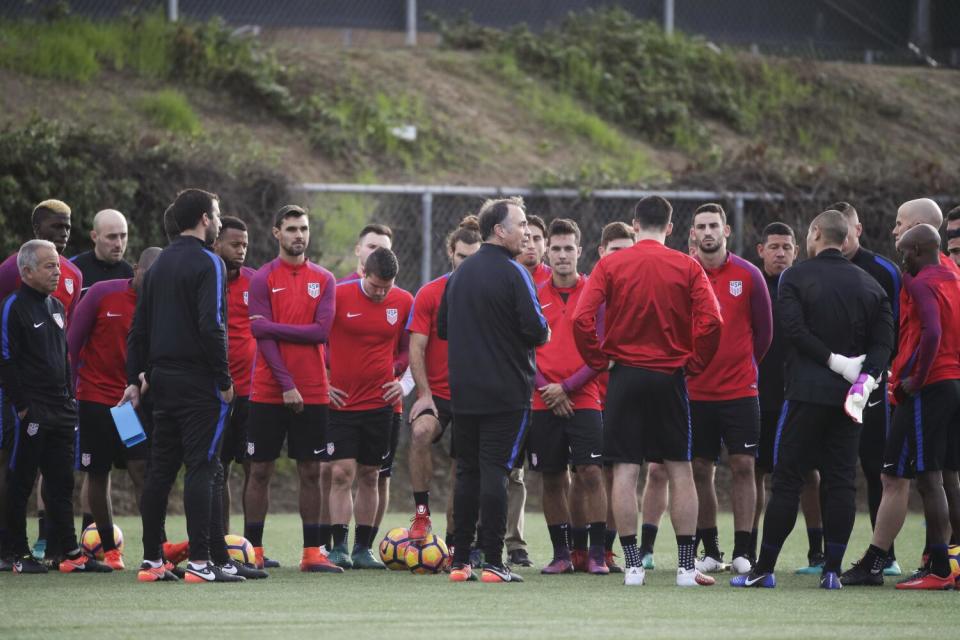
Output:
[828, 353, 866, 384]
[844, 373, 878, 424]
[399, 366, 415, 397]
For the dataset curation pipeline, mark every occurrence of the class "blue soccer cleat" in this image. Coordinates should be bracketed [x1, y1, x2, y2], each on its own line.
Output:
[730, 571, 776, 588]
[820, 571, 843, 590]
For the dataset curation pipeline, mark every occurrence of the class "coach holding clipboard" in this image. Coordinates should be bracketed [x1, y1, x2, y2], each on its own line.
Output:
[121, 189, 239, 584]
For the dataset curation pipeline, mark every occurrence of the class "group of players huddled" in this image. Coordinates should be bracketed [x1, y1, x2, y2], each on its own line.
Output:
[1, 189, 960, 590]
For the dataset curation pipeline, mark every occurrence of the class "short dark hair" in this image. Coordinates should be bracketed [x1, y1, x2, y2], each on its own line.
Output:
[358, 223, 393, 241]
[547, 218, 581, 245]
[600, 221, 635, 248]
[828, 201, 857, 220]
[632, 196, 672, 230]
[947, 205, 960, 222]
[694, 202, 726, 225]
[477, 197, 525, 241]
[163, 208, 180, 241]
[274, 205, 307, 229]
[220, 216, 247, 233]
[165, 189, 219, 234]
[364, 246, 399, 281]
[527, 215, 547, 236]
[811, 210, 849, 246]
[447, 215, 481, 252]
[760, 222, 795, 244]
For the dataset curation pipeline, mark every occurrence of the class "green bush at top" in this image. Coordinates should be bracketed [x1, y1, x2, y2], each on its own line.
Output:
[137, 89, 202, 135]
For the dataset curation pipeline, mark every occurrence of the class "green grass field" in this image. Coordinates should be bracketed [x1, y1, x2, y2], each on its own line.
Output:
[0, 512, 952, 639]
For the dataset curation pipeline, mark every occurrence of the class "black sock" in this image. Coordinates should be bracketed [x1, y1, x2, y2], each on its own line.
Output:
[732, 530, 750, 559]
[303, 524, 321, 548]
[639, 523, 658, 554]
[604, 528, 617, 552]
[806, 527, 823, 557]
[748, 528, 758, 560]
[929, 544, 951, 578]
[36, 510, 46, 541]
[81, 512, 95, 530]
[414, 491, 430, 512]
[548, 523, 571, 559]
[887, 542, 896, 562]
[677, 535, 696, 571]
[331, 524, 349, 548]
[244, 522, 265, 547]
[620, 534, 640, 568]
[571, 526, 588, 552]
[319, 524, 332, 549]
[355, 525, 374, 550]
[445, 533, 454, 548]
[100, 521, 117, 551]
[697, 527, 720, 558]
[588, 522, 606, 550]
[756, 542, 780, 574]
[824, 541, 846, 574]
[863, 544, 887, 573]
[370, 526, 380, 548]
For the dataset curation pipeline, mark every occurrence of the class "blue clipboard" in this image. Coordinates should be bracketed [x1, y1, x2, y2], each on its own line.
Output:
[110, 402, 147, 448]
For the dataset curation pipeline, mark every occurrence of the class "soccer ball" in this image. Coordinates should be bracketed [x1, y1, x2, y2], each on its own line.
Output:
[379, 527, 412, 571]
[80, 523, 124, 559]
[405, 534, 449, 574]
[949, 545, 960, 577]
[225, 534, 256, 565]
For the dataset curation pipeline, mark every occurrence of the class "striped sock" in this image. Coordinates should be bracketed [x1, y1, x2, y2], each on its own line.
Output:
[620, 534, 641, 568]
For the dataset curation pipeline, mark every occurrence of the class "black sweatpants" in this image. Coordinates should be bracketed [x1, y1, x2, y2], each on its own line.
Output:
[858, 384, 893, 558]
[452, 409, 529, 567]
[6, 419, 78, 557]
[758, 401, 860, 574]
[140, 371, 229, 563]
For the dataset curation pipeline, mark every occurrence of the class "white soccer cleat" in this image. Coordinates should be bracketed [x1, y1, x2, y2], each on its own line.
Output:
[694, 555, 727, 573]
[677, 567, 716, 586]
[624, 566, 646, 586]
[730, 556, 753, 575]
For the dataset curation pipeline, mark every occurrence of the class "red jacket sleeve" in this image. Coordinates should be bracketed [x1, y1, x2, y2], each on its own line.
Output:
[686, 261, 723, 376]
[572, 261, 609, 371]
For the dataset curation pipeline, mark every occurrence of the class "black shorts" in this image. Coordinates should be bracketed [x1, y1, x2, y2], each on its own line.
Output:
[379, 411, 402, 477]
[220, 396, 249, 465]
[757, 406, 785, 473]
[604, 364, 691, 464]
[883, 380, 960, 479]
[246, 402, 328, 462]
[77, 400, 151, 473]
[326, 406, 394, 467]
[691, 397, 761, 460]
[411, 395, 455, 443]
[527, 409, 603, 473]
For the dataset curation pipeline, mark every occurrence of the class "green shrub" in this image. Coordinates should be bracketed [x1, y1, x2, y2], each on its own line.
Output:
[137, 89, 202, 135]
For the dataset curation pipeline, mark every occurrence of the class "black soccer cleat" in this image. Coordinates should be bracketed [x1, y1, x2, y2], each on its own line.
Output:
[13, 555, 49, 574]
[840, 559, 883, 587]
[184, 562, 246, 583]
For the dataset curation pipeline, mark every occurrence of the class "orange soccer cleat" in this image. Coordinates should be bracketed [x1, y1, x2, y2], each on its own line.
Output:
[409, 506, 432, 541]
[300, 547, 345, 573]
[162, 540, 190, 566]
[103, 549, 125, 571]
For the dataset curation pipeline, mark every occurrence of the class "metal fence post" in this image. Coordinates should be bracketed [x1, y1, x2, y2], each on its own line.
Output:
[733, 195, 745, 256]
[420, 191, 433, 286]
[167, 0, 178, 22]
[663, 0, 674, 36]
[406, 0, 417, 46]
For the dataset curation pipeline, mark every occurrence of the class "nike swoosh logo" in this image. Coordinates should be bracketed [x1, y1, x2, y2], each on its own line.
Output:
[744, 443, 758, 448]
[347, 312, 362, 318]
[33, 322, 44, 328]
[744, 575, 765, 586]
[188, 567, 216, 581]
[313, 449, 324, 455]
[382, 451, 391, 459]
[883, 463, 894, 469]
[220, 564, 239, 576]
[867, 400, 882, 408]
[590, 453, 602, 458]
[541, 303, 552, 309]
[106, 312, 122, 317]
[272, 287, 286, 293]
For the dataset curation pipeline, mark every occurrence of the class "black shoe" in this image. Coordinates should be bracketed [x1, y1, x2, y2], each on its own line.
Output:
[13, 555, 49, 574]
[225, 560, 268, 579]
[507, 549, 533, 567]
[263, 556, 281, 568]
[839, 560, 883, 587]
[481, 562, 524, 583]
[185, 562, 246, 583]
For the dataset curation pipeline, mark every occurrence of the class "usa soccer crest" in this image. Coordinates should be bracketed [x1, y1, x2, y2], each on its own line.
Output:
[327, 442, 335, 455]
[307, 282, 320, 299]
[27, 423, 39, 437]
[386, 308, 398, 325]
[81, 453, 91, 467]
[52, 312, 64, 329]
[247, 442, 255, 455]
[243, 291, 249, 306]
[64, 278, 74, 294]
[729, 280, 743, 297]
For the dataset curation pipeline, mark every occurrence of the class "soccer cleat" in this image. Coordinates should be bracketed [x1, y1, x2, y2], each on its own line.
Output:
[263, 556, 281, 568]
[31, 538, 46, 561]
[587, 547, 610, 575]
[60, 553, 113, 573]
[541, 557, 574, 574]
[695, 553, 727, 573]
[839, 560, 883, 587]
[730, 571, 776, 588]
[730, 555, 753, 575]
[795, 552, 825, 575]
[677, 567, 715, 586]
[481, 563, 524, 583]
[166, 561, 186, 580]
[13, 555, 49, 574]
[184, 562, 245, 583]
[624, 566, 646, 586]
[300, 547, 343, 573]
[640, 551, 656, 570]
[507, 549, 533, 567]
[605, 551, 624, 573]
[570, 549, 588, 572]
[409, 506, 432, 541]
[882, 559, 903, 576]
[351, 546, 386, 570]
[449, 563, 477, 582]
[329, 544, 355, 569]
[137, 561, 180, 582]
[103, 549, 125, 571]
[895, 570, 955, 590]
[819, 571, 843, 590]
[0, 557, 14, 572]
[163, 540, 190, 566]
[227, 560, 269, 579]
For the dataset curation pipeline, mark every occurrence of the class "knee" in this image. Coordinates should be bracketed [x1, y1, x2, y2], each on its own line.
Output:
[247, 464, 273, 487]
[691, 460, 714, 484]
[576, 466, 602, 491]
[917, 472, 943, 496]
[542, 472, 569, 495]
[647, 463, 668, 486]
[298, 463, 321, 486]
[410, 421, 438, 448]
[729, 456, 755, 480]
[357, 467, 380, 490]
[330, 464, 354, 488]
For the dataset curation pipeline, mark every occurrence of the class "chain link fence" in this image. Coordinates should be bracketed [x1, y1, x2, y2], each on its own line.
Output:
[3, 0, 956, 66]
